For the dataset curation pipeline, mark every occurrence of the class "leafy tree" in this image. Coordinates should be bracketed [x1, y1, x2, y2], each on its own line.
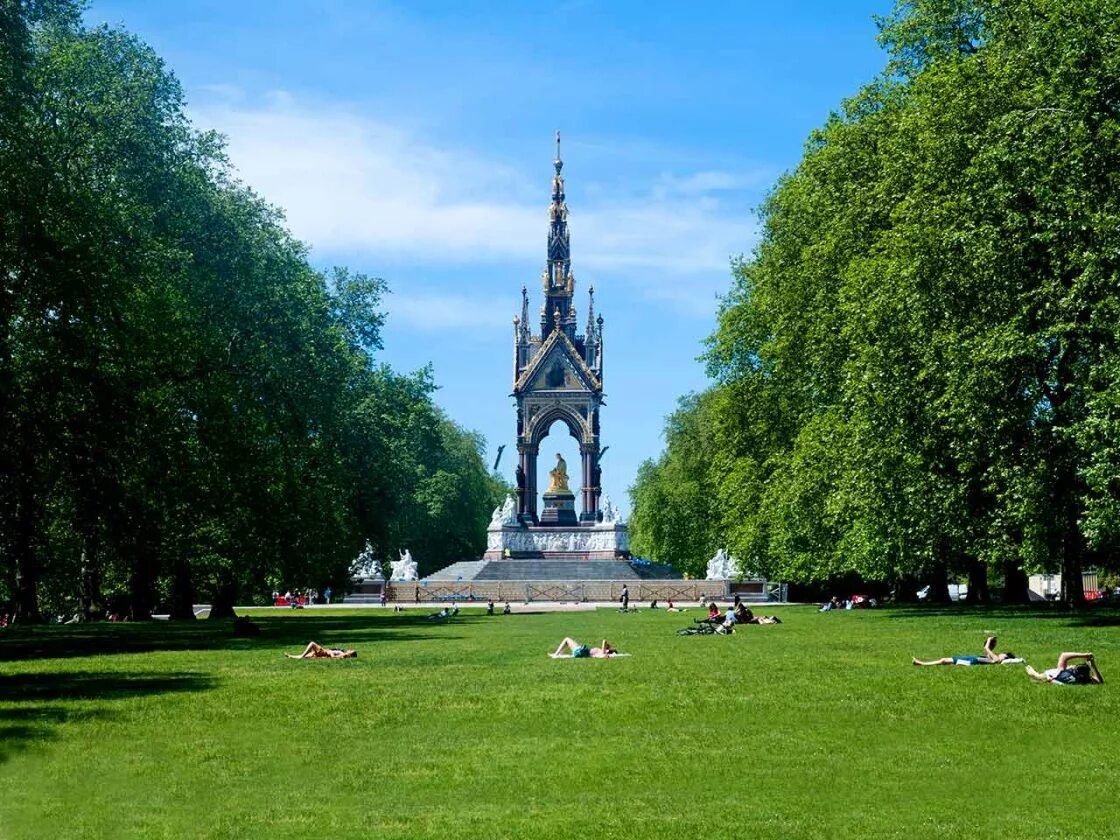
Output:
[670, 0, 1120, 605]
[0, 1, 501, 621]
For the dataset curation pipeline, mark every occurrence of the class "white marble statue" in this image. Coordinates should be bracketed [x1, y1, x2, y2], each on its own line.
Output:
[706, 548, 738, 580]
[391, 548, 419, 581]
[599, 495, 623, 525]
[352, 541, 384, 580]
[489, 495, 518, 529]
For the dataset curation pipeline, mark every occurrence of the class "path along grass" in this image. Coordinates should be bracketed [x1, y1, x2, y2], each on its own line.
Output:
[1, 606, 1118, 839]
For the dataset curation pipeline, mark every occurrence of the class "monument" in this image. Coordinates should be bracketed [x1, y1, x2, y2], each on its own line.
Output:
[484, 133, 629, 561]
[346, 541, 386, 603]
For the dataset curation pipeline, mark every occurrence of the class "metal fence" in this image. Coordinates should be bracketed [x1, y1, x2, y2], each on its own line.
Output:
[384, 579, 788, 603]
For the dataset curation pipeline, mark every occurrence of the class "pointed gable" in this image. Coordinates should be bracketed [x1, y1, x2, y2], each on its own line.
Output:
[514, 328, 601, 394]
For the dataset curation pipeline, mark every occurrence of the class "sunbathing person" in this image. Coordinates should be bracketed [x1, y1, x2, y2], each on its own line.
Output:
[550, 637, 621, 658]
[1026, 652, 1103, 685]
[913, 635, 1017, 667]
[286, 641, 358, 659]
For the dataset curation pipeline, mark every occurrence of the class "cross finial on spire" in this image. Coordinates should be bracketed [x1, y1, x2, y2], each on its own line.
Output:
[555, 130, 562, 172]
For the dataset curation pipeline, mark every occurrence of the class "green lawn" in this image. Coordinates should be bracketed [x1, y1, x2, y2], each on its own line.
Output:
[1, 605, 1119, 839]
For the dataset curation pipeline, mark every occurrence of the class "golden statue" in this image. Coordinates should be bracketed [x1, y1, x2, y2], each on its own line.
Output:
[546, 453, 570, 493]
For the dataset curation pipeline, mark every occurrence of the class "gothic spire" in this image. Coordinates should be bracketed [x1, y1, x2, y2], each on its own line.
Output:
[542, 131, 574, 337]
[586, 285, 596, 339]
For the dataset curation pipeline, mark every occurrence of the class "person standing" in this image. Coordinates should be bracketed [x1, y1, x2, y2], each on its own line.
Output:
[620, 584, 629, 611]
[324, 586, 332, 604]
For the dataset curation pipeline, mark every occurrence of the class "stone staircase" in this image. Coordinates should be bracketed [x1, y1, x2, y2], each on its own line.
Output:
[472, 559, 642, 581]
[422, 560, 490, 581]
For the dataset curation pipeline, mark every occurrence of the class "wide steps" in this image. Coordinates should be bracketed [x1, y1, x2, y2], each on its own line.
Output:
[473, 560, 641, 581]
[424, 560, 490, 581]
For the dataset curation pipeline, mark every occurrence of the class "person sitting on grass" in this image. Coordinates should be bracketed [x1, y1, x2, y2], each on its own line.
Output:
[286, 641, 357, 659]
[913, 635, 1017, 667]
[503, 602, 512, 615]
[706, 601, 721, 623]
[550, 637, 621, 658]
[1026, 652, 1103, 685]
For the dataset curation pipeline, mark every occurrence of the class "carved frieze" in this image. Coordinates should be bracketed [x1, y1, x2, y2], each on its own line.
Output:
[487, 525, 629, 553]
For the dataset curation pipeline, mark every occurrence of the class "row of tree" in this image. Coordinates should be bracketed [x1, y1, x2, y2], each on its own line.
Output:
[630, 0, 1120, 604]
[0, 1, 506, 622]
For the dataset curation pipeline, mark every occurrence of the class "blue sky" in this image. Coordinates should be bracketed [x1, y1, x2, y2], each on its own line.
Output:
[88, 0, 893, 517]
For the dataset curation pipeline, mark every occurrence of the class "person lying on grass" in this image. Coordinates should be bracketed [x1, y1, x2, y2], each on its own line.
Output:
[550, 637, 621, 658]
[1026, 652, 1103, 685]
[912, 635, 1019, 667]
[286, 641, 358, 659]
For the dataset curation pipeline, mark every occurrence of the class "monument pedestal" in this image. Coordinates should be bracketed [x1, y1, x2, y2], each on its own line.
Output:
[484, 521, 629, 561]
[539, 489, 578, 526]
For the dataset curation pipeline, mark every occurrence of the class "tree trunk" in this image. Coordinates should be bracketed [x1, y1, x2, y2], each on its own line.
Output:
[1002, 559, 1031, 604]
[79, 537, 105, 621]
[168, 558, 195, 620]
[13, 470, 41, 624]
[965, 557, 990, 604]
[926, 543, 951, 604]
[128, 555, 154, 621]
[1061, 526, 1085, 607]
[892, 574, 921, 603]
[208, 578, 238, 620]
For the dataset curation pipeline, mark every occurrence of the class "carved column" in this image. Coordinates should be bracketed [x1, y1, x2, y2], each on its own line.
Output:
[590, 408, 602, 519]
[580, 442, 599, 522]
[520, 444, 539, 524]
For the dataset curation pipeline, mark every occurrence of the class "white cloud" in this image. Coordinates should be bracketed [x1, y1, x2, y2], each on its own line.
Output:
[192, 91, 759, 316]
[388, 292, 513, 332]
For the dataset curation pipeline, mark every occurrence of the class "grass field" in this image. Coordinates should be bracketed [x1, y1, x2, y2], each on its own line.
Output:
[1, 604, 1119, 839]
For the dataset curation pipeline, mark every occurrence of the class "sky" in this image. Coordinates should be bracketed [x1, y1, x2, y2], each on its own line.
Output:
[86, 0, 894, 517]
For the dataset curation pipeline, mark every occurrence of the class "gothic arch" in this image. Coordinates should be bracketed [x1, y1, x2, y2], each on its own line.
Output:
[527, 405, 589, 448]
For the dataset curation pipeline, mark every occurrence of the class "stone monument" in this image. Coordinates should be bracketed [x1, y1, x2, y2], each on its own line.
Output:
[390, 549, 418, 581]
[705, 548, 737, 581]
[480, 134, 629, 562]
[348, 541, 386, 600]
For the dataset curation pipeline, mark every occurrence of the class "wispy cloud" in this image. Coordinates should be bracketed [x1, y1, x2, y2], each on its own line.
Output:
[192, 90, 760, 318]
[388, 292, 514, 332]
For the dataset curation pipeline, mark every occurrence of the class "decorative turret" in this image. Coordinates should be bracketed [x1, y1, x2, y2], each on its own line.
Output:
[585, 286, 598, 369]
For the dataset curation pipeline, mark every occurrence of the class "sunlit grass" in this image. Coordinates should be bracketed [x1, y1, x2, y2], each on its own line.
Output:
[1, 605, 1118, 838]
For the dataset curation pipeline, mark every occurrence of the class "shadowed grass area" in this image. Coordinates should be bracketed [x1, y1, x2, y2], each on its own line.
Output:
[1, 606, 1119, 838]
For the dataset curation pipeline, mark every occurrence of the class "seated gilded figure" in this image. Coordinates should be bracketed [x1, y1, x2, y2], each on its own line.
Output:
[547, 453, 570, 494]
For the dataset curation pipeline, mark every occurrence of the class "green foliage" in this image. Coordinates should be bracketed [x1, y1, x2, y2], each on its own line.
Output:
[639, 0, 1120, 603]
[628, 393, 721, 577]
[0, 0, 498, 620]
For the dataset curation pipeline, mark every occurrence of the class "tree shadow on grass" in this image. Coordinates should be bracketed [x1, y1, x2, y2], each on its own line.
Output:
[885, 604, 1120, 628]
[0, 612, 484, 662]
[0, 671, 213, 766]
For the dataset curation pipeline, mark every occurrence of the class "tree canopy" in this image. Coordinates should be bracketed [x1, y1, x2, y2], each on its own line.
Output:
[630, 0, 1120, 604]
[0, 1, 506, 622]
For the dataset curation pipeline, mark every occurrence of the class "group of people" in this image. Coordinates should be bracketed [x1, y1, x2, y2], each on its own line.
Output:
[819, 595, 876, 611]
[700, 596, 782, 633]
[272, 588, 332, 608]
[914, 636, 1103, 686]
